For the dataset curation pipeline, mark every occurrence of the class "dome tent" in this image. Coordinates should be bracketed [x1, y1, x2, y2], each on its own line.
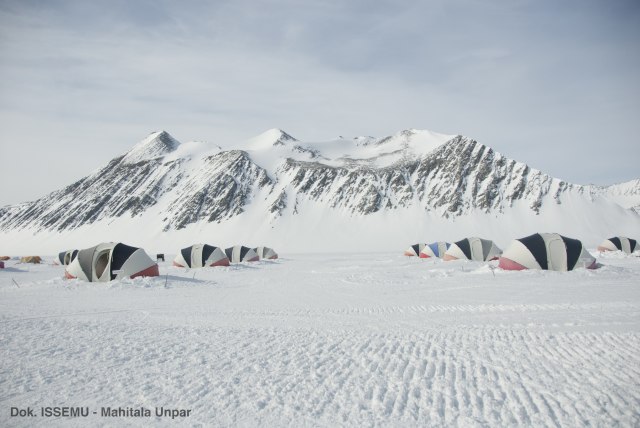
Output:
[443, 238, 502, 262]
[597, 236, 637, 254]
[173, 244, 230, 268]
[404, 243, 425, 257]
[499, 233, 597, 271]
[57, 249, 78, 266]
[419, 242, 450, 259]
[65, 242, 159, 282]
[254, 246, 278, 260]
[225, 246, 259, 263]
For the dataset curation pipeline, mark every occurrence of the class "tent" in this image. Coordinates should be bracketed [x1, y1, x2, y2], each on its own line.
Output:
[225, 246, 259, 263]
[499, 233, 596, 271]
[443, 238, 502, 262]
[57, 249, 78, 266]
[254, 246, 278, 260]
[20, 256, 42, 264]
[597, 236, 637, 254]
[173, 244, 230, 268]
[65, 242, 159, 282]
[419, 242, 451, 259]
[404, 243, 425, 256]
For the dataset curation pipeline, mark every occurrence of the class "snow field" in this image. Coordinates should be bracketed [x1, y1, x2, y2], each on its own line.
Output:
[1, 252, 639, 426]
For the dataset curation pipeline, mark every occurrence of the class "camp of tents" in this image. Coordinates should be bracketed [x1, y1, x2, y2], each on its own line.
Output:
[404, 234, 637, 271]
[405, 238, 501, 262]
[48, 242, 280, 281]
[171, 244, 278, 268]
[2, 233, 636, 280]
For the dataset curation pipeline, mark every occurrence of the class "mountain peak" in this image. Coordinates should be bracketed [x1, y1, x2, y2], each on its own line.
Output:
[121, 131, 180, 164]
[247, 128, 298, 149]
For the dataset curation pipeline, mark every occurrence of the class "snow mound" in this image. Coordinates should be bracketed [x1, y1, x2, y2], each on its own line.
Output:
[245, 128, 298, 150]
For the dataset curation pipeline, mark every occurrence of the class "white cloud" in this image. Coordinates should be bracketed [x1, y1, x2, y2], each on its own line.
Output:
[0, 0, 639, 204]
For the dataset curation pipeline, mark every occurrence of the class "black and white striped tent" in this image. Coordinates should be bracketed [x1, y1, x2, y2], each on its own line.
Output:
[443, 237, 502, 262]
[65, 242, 159, 281]
[499, 233, 596, 271]
[597, 236, 637, 254]
[404, 243, 425, 256]
[173, 244, 229, 268]
[225, 246, 259, 263]
[254, 246, 278, 260]
[57, 249, 78, 266]
[419, 242, 451, 259]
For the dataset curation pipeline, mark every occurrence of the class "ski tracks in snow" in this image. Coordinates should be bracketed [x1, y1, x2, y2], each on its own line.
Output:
[1, 253, 639, 426]
[1, 321, 639, 427]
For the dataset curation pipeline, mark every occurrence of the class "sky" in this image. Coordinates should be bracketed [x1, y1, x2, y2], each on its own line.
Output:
[0, 0, 639, 206]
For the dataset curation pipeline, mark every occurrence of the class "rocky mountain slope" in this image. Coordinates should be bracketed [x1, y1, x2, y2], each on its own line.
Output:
[1, 129, 638, 253]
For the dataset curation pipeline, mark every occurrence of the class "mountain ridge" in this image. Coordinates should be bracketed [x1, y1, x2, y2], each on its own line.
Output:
[1, 129, 638, 253]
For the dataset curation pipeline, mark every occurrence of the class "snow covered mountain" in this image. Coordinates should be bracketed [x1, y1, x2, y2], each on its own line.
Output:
[1, 129, 639, 254]
[590, 179, 640, 214]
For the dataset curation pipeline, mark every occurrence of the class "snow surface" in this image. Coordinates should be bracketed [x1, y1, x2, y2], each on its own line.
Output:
[1, 251, 639, 426]
[235, 128, 455, 171]
[594, 178, 640, 212]
[2, 193, 637, 256]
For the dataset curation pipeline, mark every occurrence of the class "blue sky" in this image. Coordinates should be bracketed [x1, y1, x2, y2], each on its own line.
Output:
[1, 0, 639, 205]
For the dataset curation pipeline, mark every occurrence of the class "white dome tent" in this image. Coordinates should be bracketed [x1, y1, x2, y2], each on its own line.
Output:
[419, 242, 450, 259]
[173, 244, 230, 268]
[225, 246, 259, 263]
[443, 238, 502, 262]
[57, 249, 78, 266]
[597, 236, 637, 254]
[65, 242, 158, 282]
[254, 246, 278, 260]
[404, 243, 425, 257]
[499, 233, 597, 271]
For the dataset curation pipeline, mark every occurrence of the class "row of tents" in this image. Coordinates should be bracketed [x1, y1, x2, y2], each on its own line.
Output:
[53, 243, 278, 282]
[405, 235, 637, 272]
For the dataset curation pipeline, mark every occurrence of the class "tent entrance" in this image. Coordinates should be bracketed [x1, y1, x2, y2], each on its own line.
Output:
[471, 239, 483, 261]
[546, 238, 567, 271]
[95, 250, 111, 280]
